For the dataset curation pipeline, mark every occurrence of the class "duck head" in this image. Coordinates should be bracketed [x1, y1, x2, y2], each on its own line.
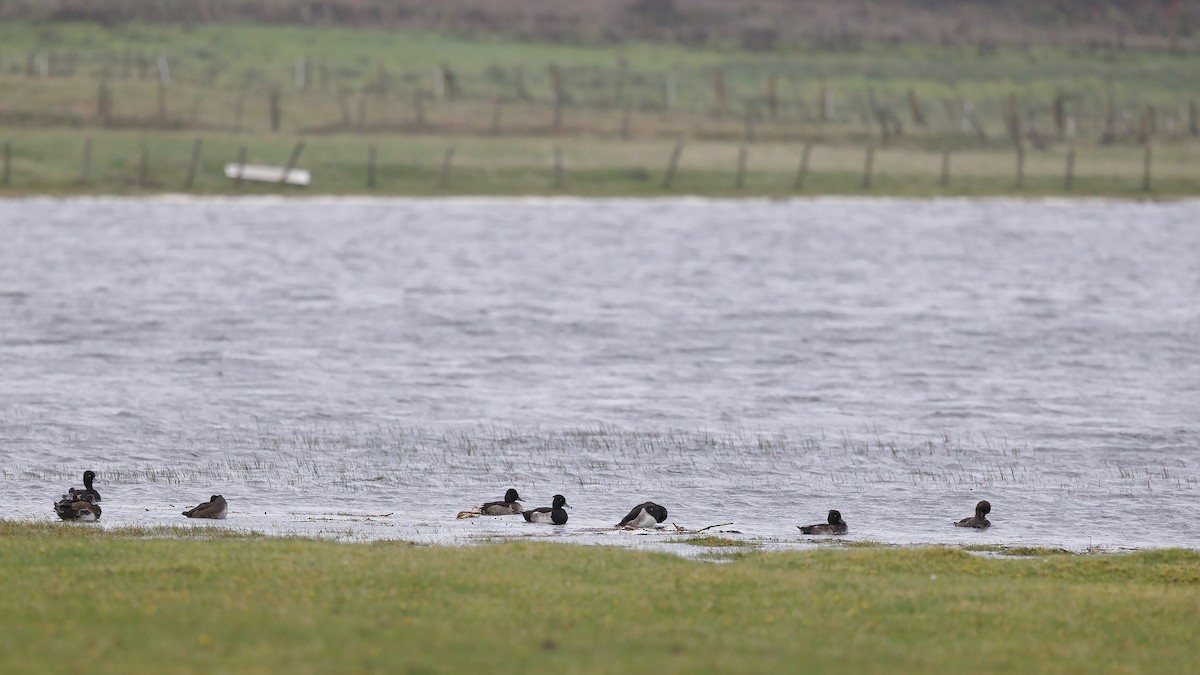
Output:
[828, 509, 845, 526]
[83, 470, 96, 489]
[975, 500, 991, 517]
[504, 488, 522, 503]
[551, 494, 570, 510]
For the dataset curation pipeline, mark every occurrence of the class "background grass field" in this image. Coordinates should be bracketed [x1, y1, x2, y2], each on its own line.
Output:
[1, 20, 1197, 197]
[1, 521, 1197, 674]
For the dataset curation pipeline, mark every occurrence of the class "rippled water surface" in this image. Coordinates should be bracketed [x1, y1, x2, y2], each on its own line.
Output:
[1, 197, 1197, 551]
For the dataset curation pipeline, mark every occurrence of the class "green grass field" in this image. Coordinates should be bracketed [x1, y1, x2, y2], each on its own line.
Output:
[1, 21, 1197, 197]
[2, 520, 1198, 674]
[1, 127, 1196, 198]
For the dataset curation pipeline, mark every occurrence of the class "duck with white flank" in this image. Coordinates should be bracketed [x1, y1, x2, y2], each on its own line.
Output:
[523, 494, 570, 525]
[616, 501, 668, 529]
[53, 471, 103, 521]
[182, 495, 228, 519]
[480, 488, 525, 516]
[954, 500, 992, 528]
[798, 509, 848, 535]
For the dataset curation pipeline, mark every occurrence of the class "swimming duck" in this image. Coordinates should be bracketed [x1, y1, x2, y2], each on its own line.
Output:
[53, 490, 102, 521]
[616, 501, 668, 529]
[798, 509, 848, 535]
[75, 470, 101, 502]
[182, 495, 228, 519]
[523, 494, 570, 525]
[954, 500, 992, 528]
[480, 488, 525, 516]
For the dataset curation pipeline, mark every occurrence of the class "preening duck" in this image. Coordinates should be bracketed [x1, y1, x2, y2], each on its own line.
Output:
[182, 495, 228, 519]
[616, 501, 668, 529]
[798, 509, 847, 535]
[480, 488, 525, 516]
[523, 494, 570, 525]
[53, 489, 102, 522]
[954, 500, 992, 528]
[53, 471, 102, 521]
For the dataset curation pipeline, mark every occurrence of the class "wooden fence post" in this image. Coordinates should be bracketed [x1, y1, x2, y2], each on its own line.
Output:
[713, 68, 726, 118]
[1015, 142, 1025, 189]
[908, 89, 926, 127]
[1064, 145, 1076, 191]
[1142, 142, 1153, 191]
[79, 137, 92, 186]
[662, 137, 684, 190]
[235, 145, 247, 182]
[234, 89, 245, 133]
[138, 143, 148, 187]
[269, 88, 281, 132]
[794, 141, 813, 190]
[157, 82, 167, 126]
[183, 138, 202, 189]
[97, 80, 112, 127]
[337, 88, 351, 128]
[735, 145, 748, 189]
[861, 143, 875, 189]
[280, 141, 305, 184]
[616, 57, 627, 106]
[490, 99, 502, 135]
[553, 146, 564, 189]
[413, 89, 425, 128]
[367, 145, 377, 188]
[818, 79, 828, 122]
[439, 145, 456, 189]
[550, 63, 564, 134]
[939, 145, 951, 187]
[766, 73, 778, 120]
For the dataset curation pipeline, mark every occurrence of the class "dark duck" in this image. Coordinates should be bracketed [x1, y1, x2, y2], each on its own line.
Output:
[182, 494, 228, 519]
[954, 500, 992, 528]
[480, 488, 525, 516]
[616, 502, 668, 529]
[798, 509, 847, 535]
[523, 494, 570, 525]
[53, 471, 102, 521]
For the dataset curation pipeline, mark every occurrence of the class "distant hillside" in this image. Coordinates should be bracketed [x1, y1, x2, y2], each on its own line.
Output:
[1, 0, 1196, 52]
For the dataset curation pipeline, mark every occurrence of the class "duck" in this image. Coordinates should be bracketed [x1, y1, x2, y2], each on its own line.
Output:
[182, 495, 228, 519]
[53, 489, 102, 522]
[798, 509, 847, 535]
[480, 488, 525, 516]
[523, 494, 570, 525]
[954, 500, 992, 528]
[75, 470, 101, 502]
[616, 501, 668, 529]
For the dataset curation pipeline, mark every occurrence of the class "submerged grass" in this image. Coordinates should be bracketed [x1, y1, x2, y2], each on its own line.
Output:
[0, 519, 268, 540]
[2, 521, 1197, 674]
[677, 535, 752, 548]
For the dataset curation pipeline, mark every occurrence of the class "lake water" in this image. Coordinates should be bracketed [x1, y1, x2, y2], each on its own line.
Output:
[1, 197, 1197, 552]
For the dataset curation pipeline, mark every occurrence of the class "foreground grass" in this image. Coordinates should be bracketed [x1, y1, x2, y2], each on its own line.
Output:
[1, 521, 1198, 674]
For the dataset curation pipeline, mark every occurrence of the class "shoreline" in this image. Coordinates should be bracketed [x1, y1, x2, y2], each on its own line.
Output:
[3, 193, 1199, 204]
[0, 518, 1174, 556]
